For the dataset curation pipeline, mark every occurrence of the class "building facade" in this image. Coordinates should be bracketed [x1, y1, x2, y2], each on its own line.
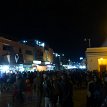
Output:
[86, 47, 107, 72]
[0, 37, 54, 72]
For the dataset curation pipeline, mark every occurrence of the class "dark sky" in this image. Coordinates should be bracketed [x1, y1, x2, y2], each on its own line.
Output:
[0, 0, 107, 61]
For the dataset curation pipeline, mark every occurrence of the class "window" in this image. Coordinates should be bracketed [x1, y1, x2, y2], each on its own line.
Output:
[3, 45, 13, 51]
[36, 51, 43, 60]
[25, 50, 32, 55]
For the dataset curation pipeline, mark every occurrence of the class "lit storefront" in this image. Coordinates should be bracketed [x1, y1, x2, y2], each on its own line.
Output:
[32, 60, 46, 71]
[36, 65, 47, 72]
[32, 60, 54, 71]
[0, 37, 54, 73]
[0, 53, 25, 73]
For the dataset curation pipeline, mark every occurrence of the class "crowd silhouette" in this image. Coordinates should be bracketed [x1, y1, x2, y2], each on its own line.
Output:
[0, 70, 107, 107]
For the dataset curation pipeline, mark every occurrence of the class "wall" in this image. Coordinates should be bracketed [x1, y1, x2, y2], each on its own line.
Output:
[86, 47, 107, 71]
[43, 48, 54, 63]
[0, 37, 54, 65]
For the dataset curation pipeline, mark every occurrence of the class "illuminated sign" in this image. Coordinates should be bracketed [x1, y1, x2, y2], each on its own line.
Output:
[45, 62, 51, 65]
[33, 60, 41, 64]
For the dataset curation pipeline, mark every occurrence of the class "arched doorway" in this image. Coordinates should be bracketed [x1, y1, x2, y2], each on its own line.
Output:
[98, 58, 107, 78]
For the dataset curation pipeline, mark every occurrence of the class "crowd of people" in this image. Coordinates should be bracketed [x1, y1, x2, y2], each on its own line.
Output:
[0, 70, 86, 107]
[87, 71, 107, 107]
[0, 70, 107, 107]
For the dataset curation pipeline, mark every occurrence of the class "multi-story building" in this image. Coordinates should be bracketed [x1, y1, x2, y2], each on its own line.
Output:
[0, 37, 54, 72]
[43, 46, 54, 63]
[0, 37, 36, 64]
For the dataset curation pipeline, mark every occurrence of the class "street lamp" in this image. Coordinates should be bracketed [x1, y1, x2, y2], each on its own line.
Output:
[84, 38, 91, 48]
[68, 59, 70, 65]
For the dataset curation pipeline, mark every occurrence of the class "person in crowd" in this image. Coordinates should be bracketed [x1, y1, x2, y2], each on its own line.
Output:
[50, 74, 61, 107]
[42, 74, 52, 107]
[100, 74, 107, 107]
[16, 74, 25, 104]
[60, 74, 73, 107]
[87, 75, 103, 107]
[0, 69, 92, 107]
[12, 82, 18, 103]
[25, 78, 33, 101]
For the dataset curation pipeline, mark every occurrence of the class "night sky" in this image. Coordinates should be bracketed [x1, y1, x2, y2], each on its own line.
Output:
[0, 0, 107, 61]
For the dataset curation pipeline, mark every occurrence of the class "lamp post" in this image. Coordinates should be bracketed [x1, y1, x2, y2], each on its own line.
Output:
[84, 38, 91, 48]
[84, 38, 91, 71]
[88, 38, 91, 48]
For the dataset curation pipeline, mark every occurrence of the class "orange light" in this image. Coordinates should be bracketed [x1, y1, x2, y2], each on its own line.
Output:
[100, 58, 104, 60]
[98, 58, 107, 65]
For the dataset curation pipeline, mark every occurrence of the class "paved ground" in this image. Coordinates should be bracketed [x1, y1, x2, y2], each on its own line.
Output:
[73, 88, 87, 107]
[0, 92, 42, 107]
[0, 88, 87, 107]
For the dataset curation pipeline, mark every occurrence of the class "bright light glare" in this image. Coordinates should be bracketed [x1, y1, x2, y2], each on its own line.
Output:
[45, 62, 50, 65]
[3, 65, 9, 71]
[47, 65, 52, 67]
[35, 40, 39, 45]
[41, 43, 45, 47]
[2, 65, 9, 73]
[100, 58, 103, 60]
[68, 59, 70, 61]
[23, 40, 27, 43]
[55, 53, 58, 57]
[19, 67, 24, 72]
[33, 60, 41, 64]
[71, 66, 77, 69]
[68, 65, 72, 69]
[80, 57, 83, 60]
[79, 65, 86, 69]
[58, 54, 60, 57]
